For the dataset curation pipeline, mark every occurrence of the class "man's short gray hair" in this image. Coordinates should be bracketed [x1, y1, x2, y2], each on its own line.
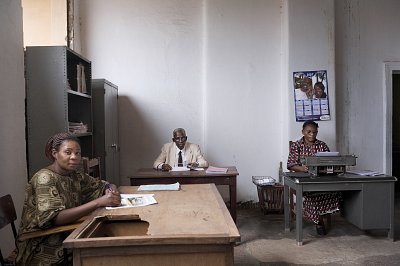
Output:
[173, 128, 186, 137]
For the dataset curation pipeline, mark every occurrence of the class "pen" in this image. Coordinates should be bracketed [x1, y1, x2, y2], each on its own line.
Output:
[105, 183, 113, 192]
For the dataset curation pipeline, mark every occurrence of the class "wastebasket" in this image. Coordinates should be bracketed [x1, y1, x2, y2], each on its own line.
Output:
[252, 176, 283, 214]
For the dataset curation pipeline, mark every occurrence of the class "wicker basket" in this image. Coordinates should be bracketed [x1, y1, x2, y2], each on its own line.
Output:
[252, 176, 283, 214]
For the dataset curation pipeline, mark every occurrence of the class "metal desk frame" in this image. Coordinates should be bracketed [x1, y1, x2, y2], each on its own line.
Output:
[283, 173, 397, 246]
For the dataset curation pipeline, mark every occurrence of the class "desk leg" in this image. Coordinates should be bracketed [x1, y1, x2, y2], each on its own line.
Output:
[296, 186, 303, 246]
[230, 176, 237, 223]
[284, 184, 290, 232]
[388, 183, 395, 241]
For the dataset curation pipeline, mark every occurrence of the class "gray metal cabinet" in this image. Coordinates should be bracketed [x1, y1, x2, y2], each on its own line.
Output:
[25, 46, 93, 179]
[92, 79, 120, 185]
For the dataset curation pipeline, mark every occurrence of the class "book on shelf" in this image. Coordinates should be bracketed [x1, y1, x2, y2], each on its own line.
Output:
[76, 63, 87, 94]
[68, 121, 88, 134]
[206, 166, 228, 174]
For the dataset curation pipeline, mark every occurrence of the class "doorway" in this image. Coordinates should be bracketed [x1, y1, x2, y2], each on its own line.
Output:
[385, 62, 400, 195]
[392, 72, 400, 194]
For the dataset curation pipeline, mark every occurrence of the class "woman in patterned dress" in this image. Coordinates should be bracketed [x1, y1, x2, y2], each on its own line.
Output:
[16, 133, 121, 265]
[287, 121, 341, 235]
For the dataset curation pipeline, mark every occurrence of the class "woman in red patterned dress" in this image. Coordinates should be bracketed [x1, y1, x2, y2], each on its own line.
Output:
[287, 120, 341, 235]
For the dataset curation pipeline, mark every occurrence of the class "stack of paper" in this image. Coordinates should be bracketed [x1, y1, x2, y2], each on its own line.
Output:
[138, 182, 180, 191]
[206, 166, 228, 174]
[68, 121, 88, 134]
[171, 166, 190, 172]
[346, 169, 384, 176]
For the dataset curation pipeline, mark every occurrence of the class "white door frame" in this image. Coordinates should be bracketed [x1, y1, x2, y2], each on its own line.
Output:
[384, 62, 400, 174]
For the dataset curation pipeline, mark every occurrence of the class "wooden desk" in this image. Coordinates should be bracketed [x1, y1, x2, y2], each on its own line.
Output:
[283, 173, 397, 246]
[129, 166, 239, 222]
[63, 184, 240, 266]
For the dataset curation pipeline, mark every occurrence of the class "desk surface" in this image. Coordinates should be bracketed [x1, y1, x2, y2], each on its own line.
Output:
[129, 167, 239, 222]
[64, 184, 240, 248]
[284, 172, 397, 184]
[131, 166, 238, 178]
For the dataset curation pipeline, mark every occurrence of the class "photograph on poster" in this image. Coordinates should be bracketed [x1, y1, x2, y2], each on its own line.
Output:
[293, 70, 331, 121]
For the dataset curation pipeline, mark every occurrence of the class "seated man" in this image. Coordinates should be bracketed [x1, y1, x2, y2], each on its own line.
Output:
[153, 128, 208, 171]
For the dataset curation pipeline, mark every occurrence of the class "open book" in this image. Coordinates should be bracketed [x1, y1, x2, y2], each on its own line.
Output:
[106, 194, 157, 209]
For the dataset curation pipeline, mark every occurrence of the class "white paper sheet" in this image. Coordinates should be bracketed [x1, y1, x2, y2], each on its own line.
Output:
[138, 182, 180, 191]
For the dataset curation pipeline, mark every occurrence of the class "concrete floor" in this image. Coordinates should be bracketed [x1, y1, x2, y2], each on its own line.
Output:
[234, 197, 400, 265]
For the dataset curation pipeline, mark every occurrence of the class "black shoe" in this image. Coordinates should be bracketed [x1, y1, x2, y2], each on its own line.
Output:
[316, 224, 327, 235]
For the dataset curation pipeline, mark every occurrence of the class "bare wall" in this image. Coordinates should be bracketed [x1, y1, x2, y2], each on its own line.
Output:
[0, 0, 27, 256]
[335, 0, 400, 171]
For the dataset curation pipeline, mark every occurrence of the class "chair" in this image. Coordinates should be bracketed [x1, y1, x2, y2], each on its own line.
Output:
[82, 157, 102, 180]
[287, 141, 297, 220]
[0, 194, 18, 266]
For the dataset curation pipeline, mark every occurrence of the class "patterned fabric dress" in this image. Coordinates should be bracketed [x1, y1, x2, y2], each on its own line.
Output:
[287, 138, 341, 224]
[15, 169, 106, 266]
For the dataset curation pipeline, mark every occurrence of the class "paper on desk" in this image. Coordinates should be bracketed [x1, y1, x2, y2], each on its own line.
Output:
[206, 166, 228, 174]
[138, 182, 180, 191]
[315, 151, 340, 156]
[346, 169, 384, 176]
[106, 194, 157, 209]
[171, 166, 190, 172]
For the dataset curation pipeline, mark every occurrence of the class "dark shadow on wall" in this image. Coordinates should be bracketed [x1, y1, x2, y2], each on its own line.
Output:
[118, 95, 161, 185]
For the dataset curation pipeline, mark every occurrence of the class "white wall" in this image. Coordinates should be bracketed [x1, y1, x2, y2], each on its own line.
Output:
[288, 0, 337, 149]
[335, 0, 400, 172]
[0, 0, 27, 256]
[77, 0, 338, 202]
[78, 0, 205, 187]
[78, 0, 285, 201]
[205, 0, 283, 200]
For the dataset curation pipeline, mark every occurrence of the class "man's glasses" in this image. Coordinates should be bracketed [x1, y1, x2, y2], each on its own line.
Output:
[174, 136, 187, 141]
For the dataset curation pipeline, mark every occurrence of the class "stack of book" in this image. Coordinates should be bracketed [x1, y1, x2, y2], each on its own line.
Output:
[68, 122, 88, 134]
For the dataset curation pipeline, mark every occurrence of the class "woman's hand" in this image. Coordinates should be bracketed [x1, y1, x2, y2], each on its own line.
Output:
[289, 165, 308, 172]
[97, 190, 121, 207]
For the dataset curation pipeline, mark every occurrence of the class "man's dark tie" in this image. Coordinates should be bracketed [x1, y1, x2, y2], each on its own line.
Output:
[178, 151, 183, 167]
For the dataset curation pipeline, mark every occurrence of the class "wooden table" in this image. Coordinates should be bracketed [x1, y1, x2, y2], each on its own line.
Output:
[63, 184, 240, 266]
[283, 172, 397, 246]
[129, 166, 239, 222]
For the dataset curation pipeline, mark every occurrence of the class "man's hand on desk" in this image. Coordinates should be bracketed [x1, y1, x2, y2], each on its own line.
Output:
[187, 162, 199, 170]
[161, 163, 173, 171]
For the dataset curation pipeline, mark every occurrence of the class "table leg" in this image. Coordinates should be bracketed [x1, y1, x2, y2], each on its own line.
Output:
[296, 186, 303, 246]
[388, 183, 395, 241]
[230, 176, 237, 223]
[284, 184, 290, 231]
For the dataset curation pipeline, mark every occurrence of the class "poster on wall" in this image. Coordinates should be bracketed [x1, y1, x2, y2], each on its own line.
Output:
[293, 70, 331, 122]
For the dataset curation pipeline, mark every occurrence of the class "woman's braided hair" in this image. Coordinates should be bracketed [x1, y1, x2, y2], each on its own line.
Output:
[44, 132, 80, 161]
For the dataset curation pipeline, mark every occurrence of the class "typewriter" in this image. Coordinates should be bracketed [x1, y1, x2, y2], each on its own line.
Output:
[300, 154, 357, 177]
